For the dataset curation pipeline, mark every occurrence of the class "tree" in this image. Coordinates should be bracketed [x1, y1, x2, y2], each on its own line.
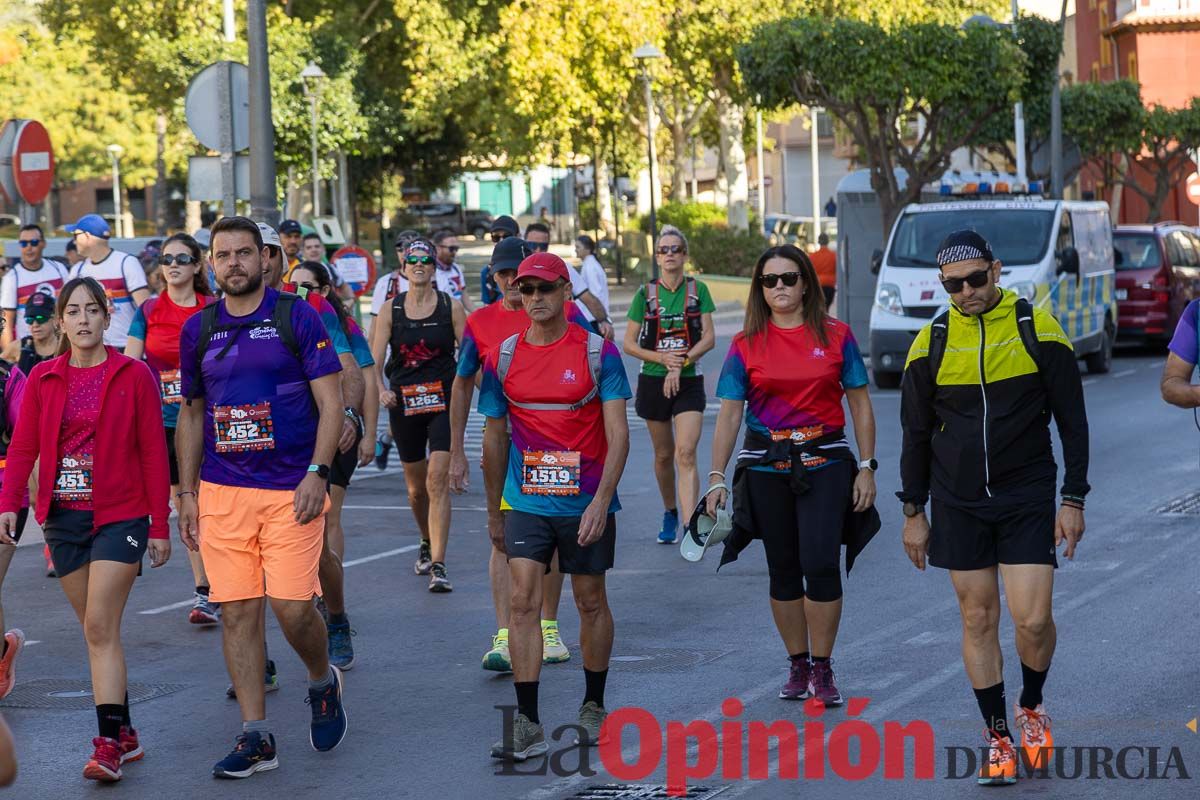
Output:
[1062, 79, 1144, 194]
[739, 16, 1026, 235]
[1124, 102, 1200, 222]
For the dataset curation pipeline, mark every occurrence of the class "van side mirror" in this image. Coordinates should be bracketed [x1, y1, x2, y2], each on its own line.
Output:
[870, 248, 884, 275]
[1057, 246, 1080, 276]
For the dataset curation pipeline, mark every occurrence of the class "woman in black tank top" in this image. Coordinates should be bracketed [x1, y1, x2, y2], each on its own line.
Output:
[369, 239, 466, 592]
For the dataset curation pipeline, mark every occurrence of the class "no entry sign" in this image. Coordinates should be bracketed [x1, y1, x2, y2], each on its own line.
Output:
[12, 120, 54, 205]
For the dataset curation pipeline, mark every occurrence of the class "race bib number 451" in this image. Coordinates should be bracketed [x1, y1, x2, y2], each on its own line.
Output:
[54, 454, 94, 501]
[521, 450, 581, 496]
[401, 382, 446, 416]
[213, 402, 275, 452]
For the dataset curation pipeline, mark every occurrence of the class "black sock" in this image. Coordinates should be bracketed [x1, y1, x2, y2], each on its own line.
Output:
[1019, 662, 1049, 710]
[96, 704, 124, 740]
[514, 681, 539, 724]
[196, 585, 210, 597]
[811, 655, 830, 663]
[667, 507, 678, 517]
[328, 612, 349, 626]
[789, 651, 810, 662]
[583, 668, 608, 708]
[973, 682, 1010, 740]
[122, 692, 131, 727]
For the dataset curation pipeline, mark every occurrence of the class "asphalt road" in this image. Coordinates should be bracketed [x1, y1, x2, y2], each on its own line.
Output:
[2, 320, 1197, 800]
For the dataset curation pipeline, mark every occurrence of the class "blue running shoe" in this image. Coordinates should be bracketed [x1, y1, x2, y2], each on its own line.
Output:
[307, 666, 348, 752]
[657, 509, 678, 544]
[327, 622, 356, 670]
[213, 731, 278, 779]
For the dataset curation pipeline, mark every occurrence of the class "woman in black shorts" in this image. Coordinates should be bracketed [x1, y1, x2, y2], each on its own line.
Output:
[622, 225, 716, 545]
[370, 240, 465, 592]
[0, 313, 32, 699]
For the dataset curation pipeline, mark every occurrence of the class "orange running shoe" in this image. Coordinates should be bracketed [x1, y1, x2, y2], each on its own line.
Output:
[977, 729, 1017, 786]
[83, 737, 123, 782]
[0, 628, 25, 699]
[1015, 703, 1054, 768]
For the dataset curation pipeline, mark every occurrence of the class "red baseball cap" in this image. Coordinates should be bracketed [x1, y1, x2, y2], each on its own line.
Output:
[515, 252, 570, 284]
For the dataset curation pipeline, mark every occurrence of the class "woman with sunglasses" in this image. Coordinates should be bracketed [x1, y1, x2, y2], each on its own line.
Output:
[15, 291, 60, 577]
[706, 244, 876, 708]
[371, 240, 466, 592]
[622, 225, 716, 544]
[125, 233, 217, 626]
[0, 277, 171, 783]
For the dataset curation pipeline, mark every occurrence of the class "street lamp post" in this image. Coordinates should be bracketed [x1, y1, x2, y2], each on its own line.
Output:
[107, 144, 124, 238]
[301, 61, 327, 219]
[634, 43, 662, 279]
[965, 9, 1026, 186]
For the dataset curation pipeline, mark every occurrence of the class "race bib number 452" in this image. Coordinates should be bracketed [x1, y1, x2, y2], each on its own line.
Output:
[213, 401, 275, 452]
[521, 450, 581, 496]
[401, 382, 446, 416]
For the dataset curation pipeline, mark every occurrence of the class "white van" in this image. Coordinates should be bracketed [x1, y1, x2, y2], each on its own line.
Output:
[868, 199, 1116, 388]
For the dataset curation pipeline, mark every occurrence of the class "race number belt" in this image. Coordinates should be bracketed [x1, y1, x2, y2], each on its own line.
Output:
[520, 450, 581, 496]
[213, 401, 275, 452]
[54, 454, 94, 501]
[159, 369, 183, 405]
[656, 332, 689, 354]
[401, 381, 446, 416]
[769, 426, 827, 470]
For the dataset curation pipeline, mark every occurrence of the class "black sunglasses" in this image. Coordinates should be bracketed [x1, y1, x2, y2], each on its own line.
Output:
[491, 232, 510, 242]
[760, 272, 802, 289]
[438, 244, 459, 254]
[518, 281, 563, 296]
[657, 244, 686, 255]
[939, 268, 991, 293]
[406, 255, 434, 265]
[159, 254, 198, 266]
[296, 281, 320, 292]
[527, 241, 550, 252]
[18, 238, 41, 248]
[26, 314, 51, 324]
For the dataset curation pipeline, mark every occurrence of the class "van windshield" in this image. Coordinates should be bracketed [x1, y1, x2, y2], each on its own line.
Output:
[888, 209, 1056, 268]
[1113, 234, 1162, 270]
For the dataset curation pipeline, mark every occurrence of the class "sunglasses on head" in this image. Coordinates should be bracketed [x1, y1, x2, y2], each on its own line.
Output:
[518, 280, 563, 296]
[159, 253, 198, 266]
[759, 271, 802, 289]
[18, 238, 41, 248]
[406, 255, 434, 265]
[657, 244, 686, 255]
[939, 268, 992, 293]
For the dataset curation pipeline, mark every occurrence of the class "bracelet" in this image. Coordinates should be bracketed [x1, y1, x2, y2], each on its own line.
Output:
[1061, 501, 1084, 510]
[175, 491, 197, 499]
[707, 470, 726, 479]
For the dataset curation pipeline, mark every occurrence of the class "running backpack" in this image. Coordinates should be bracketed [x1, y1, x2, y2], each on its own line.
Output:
[496, 331, 605, 412]
[187, 292, 303, 400]
[926, 297, 1041, 379]
[637, 277, 704, 351]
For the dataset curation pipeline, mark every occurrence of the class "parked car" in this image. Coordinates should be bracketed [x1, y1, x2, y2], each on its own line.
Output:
[763, 214, 792, 245]
[1113, 222, 1200, 344]
[394, 202, 495, 237]
[464, 209, 495, 238]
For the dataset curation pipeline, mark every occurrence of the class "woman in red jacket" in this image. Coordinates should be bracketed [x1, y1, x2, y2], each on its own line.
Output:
[0, 277, 171, 784]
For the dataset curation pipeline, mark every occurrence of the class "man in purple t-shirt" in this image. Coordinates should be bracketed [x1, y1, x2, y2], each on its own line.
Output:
[175, 216, 348, 778]
[1162, 299, 1200, 408]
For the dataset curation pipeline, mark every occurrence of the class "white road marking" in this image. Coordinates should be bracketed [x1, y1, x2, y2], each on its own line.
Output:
[138, 599, 195, 616]
[1082, 379, 1096, 387]
[343, 505, 488, 512]
[1113, 369, 1136, 378]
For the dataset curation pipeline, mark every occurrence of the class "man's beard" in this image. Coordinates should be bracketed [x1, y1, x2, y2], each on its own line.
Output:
[217, 266, 264, 297]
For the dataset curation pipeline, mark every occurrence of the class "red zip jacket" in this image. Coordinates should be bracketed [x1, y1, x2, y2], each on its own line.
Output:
[0, 347, 171, 539]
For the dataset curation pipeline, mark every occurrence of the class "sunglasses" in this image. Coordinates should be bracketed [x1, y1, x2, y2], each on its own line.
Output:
[159, 253, 198, 266]
[527, 241, 550, 252]
[657, 244, 686, 255]
[760, 271, 802, 289]
[939, 268, 992, 293]
[18, 238, 41, 248]
[406, 255, 434, 265]
[26, 314, 51, 324]
[296, 281, 319, 292]
[438, 245, 459, 254]
[518, 281, 563, 296]
[491, 232, 510, 242]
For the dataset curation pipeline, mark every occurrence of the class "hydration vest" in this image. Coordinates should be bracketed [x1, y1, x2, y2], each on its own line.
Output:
[637, 277, 704, 352]
[496, 331, 604, 412]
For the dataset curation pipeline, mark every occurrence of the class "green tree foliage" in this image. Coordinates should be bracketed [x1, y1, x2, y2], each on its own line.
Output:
[1061, 78, 1143, 186]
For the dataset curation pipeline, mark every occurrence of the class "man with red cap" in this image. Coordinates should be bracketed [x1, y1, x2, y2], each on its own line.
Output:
[478, 252, 631, 761]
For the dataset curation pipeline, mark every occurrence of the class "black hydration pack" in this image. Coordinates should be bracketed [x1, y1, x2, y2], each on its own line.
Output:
[637, 277, 704, 352]
[926, 296, 1042, 378]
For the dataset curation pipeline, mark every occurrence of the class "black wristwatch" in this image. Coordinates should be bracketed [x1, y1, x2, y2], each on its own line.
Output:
[902, 502, 925, 518]
[308, 464, 331, 480]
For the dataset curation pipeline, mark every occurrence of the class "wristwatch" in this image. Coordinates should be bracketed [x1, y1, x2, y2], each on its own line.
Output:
[858, 458, 878, 472]
[902, 502, 925, 518]
[308, 464, 331, 480]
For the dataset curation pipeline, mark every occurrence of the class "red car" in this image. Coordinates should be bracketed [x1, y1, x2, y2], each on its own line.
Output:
[1114, 223, 1200, 343]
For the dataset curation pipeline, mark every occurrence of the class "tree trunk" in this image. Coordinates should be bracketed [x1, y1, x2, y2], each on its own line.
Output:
[155, 111, 168, 235]
[595, 155, 614, 237]
[670, 120, 688, 203]
[715, 92, 749, 231]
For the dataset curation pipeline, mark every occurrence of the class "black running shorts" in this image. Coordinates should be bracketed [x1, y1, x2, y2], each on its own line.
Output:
[43, 510, 149, 578]
[929, 499, 1058, 571]
[4, 507, 29, 544]
[504, 510, 616, 575]
[635, 374, 707, 422]
[164, 425, 180, 486]
[330, 428, 363, 489]
[389, 407, 451, 464]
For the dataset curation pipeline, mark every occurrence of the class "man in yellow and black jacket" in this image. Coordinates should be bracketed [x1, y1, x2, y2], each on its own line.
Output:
[898, 230, 1089, 786]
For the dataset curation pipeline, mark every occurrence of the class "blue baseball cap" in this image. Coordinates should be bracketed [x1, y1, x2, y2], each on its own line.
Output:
[279, 219, 303, 235]
[68, 214, 111, 238]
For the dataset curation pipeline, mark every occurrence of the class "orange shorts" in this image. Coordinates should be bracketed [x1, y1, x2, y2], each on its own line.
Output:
[198, 481, 329, 603]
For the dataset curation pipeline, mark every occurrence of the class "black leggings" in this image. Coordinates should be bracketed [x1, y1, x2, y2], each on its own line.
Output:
[743, 461, 852, 602]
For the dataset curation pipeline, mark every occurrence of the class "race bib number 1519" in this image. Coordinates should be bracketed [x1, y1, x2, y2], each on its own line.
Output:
[521, 450, 581, 496]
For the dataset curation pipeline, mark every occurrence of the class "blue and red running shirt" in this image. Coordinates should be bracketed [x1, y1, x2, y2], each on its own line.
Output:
[457, 300, 591, 378]
[179, 287, 343, 491]
[128, 293, 217, 427]
[477, 324, 632, 516]
[717, 319, 868, 472]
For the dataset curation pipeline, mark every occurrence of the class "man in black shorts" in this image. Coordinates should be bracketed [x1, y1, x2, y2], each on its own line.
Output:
[898, 230, 1089, 785]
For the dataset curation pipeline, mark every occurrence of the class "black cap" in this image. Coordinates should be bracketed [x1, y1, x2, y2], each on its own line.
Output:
[490, 215, 520, 237]
[279, 219, 303, 235]
[25, 290, 54, 321]
[65, 240, 78, 253]
[935, 229, 994, 267]
[490, 237, 531, 272]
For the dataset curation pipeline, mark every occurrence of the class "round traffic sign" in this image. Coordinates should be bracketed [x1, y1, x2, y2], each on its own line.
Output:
[1187, 173, 1200, 207]
[12, 120, 54, 205]
[185, 61, 250, 152]
[331, 246, 376, 298]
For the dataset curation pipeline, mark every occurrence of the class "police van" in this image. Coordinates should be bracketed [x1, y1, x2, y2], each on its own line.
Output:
[868, 188, 1116, 388]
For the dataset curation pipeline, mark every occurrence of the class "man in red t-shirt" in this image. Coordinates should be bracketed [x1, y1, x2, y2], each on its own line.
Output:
[809, 233, 837, 310]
